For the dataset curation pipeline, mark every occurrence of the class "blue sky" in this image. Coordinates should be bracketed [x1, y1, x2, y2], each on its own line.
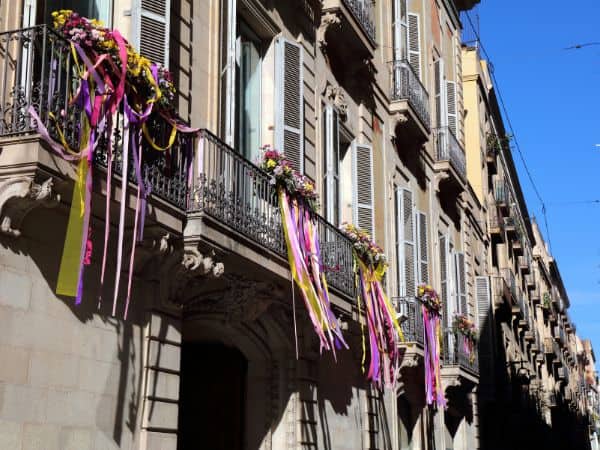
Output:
[468, 1, 600, 365]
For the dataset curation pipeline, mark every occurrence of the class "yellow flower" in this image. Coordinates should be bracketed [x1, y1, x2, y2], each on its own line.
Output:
[266, 159, 276, 169]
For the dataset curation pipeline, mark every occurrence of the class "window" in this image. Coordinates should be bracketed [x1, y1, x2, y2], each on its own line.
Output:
[392, 0, 408, 61]
[27, 0, 113, 27]
[395, 187, 415, 297]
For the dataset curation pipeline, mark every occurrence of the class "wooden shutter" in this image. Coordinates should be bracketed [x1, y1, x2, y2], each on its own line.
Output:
[416, 211, 429, 284]
[353, 143, 374, 236]
[401, 189, 416, 297]
[439, 234, 449, 328]
[407, 13, 421, 79]
[324, 106, 340, 224]
[434, 59, 445, 128]
[446, 80, 457, 135]
[276, 38, 304, 172]
[454, 252, 467, 315]
[135, 0, 171, 67]
[476, 275, 495, 396]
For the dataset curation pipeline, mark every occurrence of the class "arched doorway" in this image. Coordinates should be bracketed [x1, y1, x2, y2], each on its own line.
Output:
[178, 342, 247, 450]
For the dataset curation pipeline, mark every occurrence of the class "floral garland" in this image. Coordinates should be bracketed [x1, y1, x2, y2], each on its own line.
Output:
[260, 147, 346, 356]
[30, 10, 198, 319]
[340, 223, 402, 388]
[339, 223, 387, 268]
[417, 284, 442, 313]
[417, 284, 445, 408]
[259, 146, 318, 214]
[453, 313, 478, 341]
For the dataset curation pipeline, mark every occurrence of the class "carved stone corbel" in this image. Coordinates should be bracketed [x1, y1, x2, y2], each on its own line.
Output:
[323, 83, 349, 122]
[0, 177, 61, 237]
[317, 12, 341, 54]
[433, 172, 450, 193]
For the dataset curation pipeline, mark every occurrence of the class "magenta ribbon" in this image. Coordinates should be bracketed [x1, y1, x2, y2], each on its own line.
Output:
[423, 306, 446, 408]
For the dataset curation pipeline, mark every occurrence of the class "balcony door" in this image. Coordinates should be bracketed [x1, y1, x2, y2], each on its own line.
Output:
[23, 0, 113, 28]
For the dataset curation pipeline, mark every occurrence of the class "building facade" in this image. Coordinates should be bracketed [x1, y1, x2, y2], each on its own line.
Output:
[0, 1, 596, 450]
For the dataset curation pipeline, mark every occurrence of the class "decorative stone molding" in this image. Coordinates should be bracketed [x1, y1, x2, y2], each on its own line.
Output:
[183, 273, 285, 323]
[401, 353, 421, 368]
[0, 176, 60, 237]
[323, 83, 349, 122]
[317, 12, 341, 54]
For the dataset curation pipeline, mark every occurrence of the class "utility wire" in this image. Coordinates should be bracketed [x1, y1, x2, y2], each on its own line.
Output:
[463, 12, 554, 254]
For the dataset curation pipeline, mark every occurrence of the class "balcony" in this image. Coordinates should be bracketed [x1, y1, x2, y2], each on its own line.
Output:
[501, 268, 518, 303]
[494, 179, 511, 212]
[391, 297, 425, 368]
[519, 253, 531, 274]
[441, 329, 479, 385]
[488, 206, 504, 237]
[0, 25, 190, 232]
[187, 130, 356, 303]
[320, 0, 376, 66]
[389, 60, 431, 140]
[433, 126, 466, 190]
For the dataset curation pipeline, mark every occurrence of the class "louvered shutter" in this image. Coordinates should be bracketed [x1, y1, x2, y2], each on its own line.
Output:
[276, 38, 304, 172]
[434, 59, 445, 128]
[439, 234, 449, 328]
[220, 0, 236, 145]
[135, 0, 171, 67]
[476, 275, 495, 397]
[407, 13, 421, 79]
[416, 211, 429, 284]
[353, 143, 374, 236]
[324, 106, 340, 224]
[401, 189, 416, 297]
[446, 80, 457, 136]
[454, 252, 467, 315]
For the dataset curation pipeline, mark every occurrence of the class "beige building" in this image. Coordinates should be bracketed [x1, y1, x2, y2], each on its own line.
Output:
[0, 0, 596, 450]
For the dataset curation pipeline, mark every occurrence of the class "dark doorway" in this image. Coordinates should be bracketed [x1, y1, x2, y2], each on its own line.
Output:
[178, 342, 247, 450]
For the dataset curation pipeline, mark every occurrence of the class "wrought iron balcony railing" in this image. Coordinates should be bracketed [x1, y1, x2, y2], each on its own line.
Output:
[501, 268, 517, 301]
[442, 329, 479, 375]
[188, 130, 356, 299]
[342, 0, 376, 43]
[0, 25, 191, 209]
[433, 126, 466, 180]
[389, 60, 431, 130]
[391, 296, 424, 346]
[494, 178, 510, 205]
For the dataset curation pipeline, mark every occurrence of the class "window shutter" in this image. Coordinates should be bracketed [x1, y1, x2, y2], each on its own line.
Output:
[353, 143, 374, 236]
[416, 211, 429, 285]
[476, 275, 494, 396]
[439, 234, 449, 328]
[407, 13, 421, 79]
[434, 59, 445, 128]
[401, 189, 415, 297]
[454, 252, 467, 315]
[446, 80, 457, 136]
[324, 105, 340, 224]
[276, 38, 304, 172]
[135, 0, 171, 67]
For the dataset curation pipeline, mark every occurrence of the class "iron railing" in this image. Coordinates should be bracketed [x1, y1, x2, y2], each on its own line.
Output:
[342, 0, 376, 43]
[188, 129, 356, 299]
[442, 329, 479, 375]
[433, 126, 466, 180]
[391, 297, 424, 345]
[494, 178, 510, 205]
[389, 60, 431, 130]
[501, 268, 517, 301]
[0, 25, 191, 208]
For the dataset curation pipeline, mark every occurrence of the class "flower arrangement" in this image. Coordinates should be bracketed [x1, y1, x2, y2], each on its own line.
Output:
[259, 146, 319, 213]
[453, 313, 478, 341]
[51, 10, 176, 110]
[339, 223, 387, 268]
[417, 284, 442, 313]
[542, 292, 552, 310]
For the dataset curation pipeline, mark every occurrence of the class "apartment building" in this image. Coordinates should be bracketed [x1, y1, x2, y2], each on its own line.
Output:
[0, 0, 597, 450]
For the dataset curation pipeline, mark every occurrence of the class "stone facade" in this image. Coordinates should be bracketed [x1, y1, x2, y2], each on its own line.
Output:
[0, 1, 595, 450]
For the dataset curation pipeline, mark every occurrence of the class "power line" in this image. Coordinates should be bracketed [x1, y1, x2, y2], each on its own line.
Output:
[463, 12, 554, 254]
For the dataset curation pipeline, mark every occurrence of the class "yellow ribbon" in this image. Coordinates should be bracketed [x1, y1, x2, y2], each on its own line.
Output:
[141, 122, 178, 151]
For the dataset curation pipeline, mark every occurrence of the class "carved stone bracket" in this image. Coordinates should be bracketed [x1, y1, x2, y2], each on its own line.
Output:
[433, 172, 450, 194]
[0, 177, 61, 237]
[317, 12, 341, 54]
[323, 83, 349, 122]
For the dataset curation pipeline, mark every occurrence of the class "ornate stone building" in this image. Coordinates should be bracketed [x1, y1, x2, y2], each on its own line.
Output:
[0, 0, 596, 450]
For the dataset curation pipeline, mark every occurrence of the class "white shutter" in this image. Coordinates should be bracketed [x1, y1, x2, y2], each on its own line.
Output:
[446, 80, 457, 136]
[220, 0, 236, 146]
[454, 252, 467, 315]
[324, 105, 340, 224]
[353, 143, 374, 236]
[476, 276, 491, 330]
[416, 211, 429, 285]
[439, 234, 449, 328]
[434, 59, 445, 128]
[401, 189, 416, 297]
[276, 38, 304, 172]
[392, 0, 408, 61]
[134, 0, 171, 67]
[476, 275, 495, 396]
[407, 13, 421, 79]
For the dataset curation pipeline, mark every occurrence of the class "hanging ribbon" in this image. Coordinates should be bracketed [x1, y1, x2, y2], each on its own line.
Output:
[423, 305, 445, 408]
[279, 189, 347, 356]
